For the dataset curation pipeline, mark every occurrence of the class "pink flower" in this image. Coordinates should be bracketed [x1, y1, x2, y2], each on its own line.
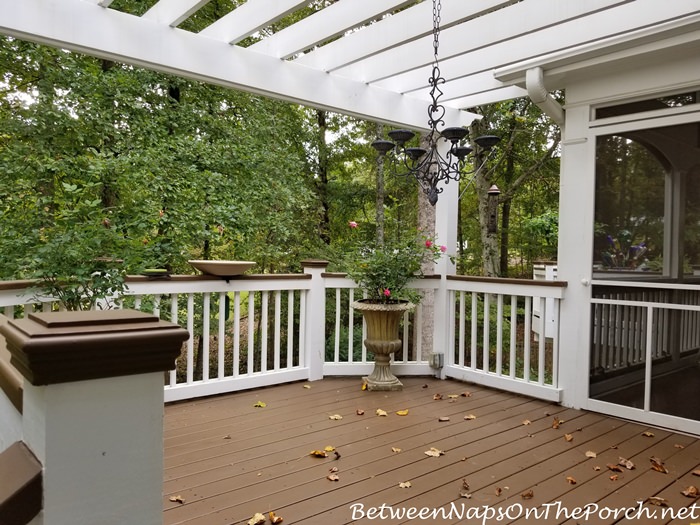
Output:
[440, 245, 447, 253]
[348, 221, 358, 228]
[383, 288, 391, 297]
[425, 240, 433, 248]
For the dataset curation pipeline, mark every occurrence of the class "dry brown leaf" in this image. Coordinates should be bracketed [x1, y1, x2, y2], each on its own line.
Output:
[169, 495, 185, 504]
[269, 511, 284, 524]
[461, 391, 472, 397]
[248, 513, 266, 525]
[681, 486, 699, 498]
[376, 409, 388, 417]
[650, 456, 669, 474]
[674, 443, 685, 449]
[422, 384, 429, 388]
[391, 447, 402, 453]
[565, 476, 577, 484]
[522, 419, 531, 426]
[396, 409, 409, 416]
[606, 463, 623, 472]
[303, 384, 311, 389]
[460, 492, 472, 499]
[552, 417, 562, 429]
[564, 433, 574, 442]
[618, 457, 635, 470]
[693, 469, 700, 477]
[223, 435, 231, 440]
[334, 450, 341, 460]
[495, 487, 502, 496]
[327, 473, 339, 481]
[448, 394, 459, 399]
[462, 479, 470, 490]
[593, 466, 601, 471]
[310, 450, 328, 458]
[433, 393, 443, 400]
[464, 414, 477, 420]
[438, 416, 450, 422]
[609, 474, 619, 481]
[424, 447, 444, 457]
[642, 431, 655, 437]
[399, 481, 412, 488]
[585, 450, 597, 458]
[329, 414, 343, 420]
[329, 466, 338, 473]
[645, 496, 668, 507]
[521, 489, 534, 499]
[356, 409, 365, 415]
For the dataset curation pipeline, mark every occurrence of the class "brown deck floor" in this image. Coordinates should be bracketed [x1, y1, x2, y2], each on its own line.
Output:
[163, 377, 700, 525]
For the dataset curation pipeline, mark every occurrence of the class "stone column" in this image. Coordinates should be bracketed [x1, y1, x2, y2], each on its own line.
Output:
[0, 309, 189, 525]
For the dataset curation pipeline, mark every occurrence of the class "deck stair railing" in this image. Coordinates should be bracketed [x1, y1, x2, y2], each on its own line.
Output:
[0, 263, 566, 406]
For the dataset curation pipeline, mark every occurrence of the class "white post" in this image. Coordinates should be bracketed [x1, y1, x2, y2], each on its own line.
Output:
[0, 310, 189, 525]
[302, 260, 328, 381]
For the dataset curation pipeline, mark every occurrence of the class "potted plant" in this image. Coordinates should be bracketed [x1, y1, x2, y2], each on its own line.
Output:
[344, 221, 446, 390]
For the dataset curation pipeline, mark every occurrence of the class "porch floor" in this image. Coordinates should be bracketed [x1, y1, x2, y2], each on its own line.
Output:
[163, 377, 700, 525]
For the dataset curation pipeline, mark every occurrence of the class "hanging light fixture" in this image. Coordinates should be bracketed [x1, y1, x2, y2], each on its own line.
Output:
[371, 0, 500, 206]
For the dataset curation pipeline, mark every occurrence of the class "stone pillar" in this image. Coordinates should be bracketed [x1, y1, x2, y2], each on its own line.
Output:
[0, 309, 189, 525]
[302, 260, 328, 381]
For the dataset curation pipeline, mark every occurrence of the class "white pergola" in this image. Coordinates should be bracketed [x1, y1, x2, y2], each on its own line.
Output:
[3, 0, 699, 132]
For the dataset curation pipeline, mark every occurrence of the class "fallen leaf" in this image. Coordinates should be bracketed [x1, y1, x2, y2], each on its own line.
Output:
[329, 414, 343, 420]
[303, 384, 311, 389]
[399, 481, 412, 488]
[650, 456, 669, 474]
[606, 463, 623, 472]
[609, 474, 619, 481]
[269, 511, 284, 524]
[422, 384, 429, 388]
[329, 466, 338, 473]
[424, 447, 444, 457]
[522, 419, 531, 426]
[645, 496, 668, 507]
[253, 401, 267, 408]
[169, 495, 185, 504]
[376, 409, 388, 417]
[585, 450, 597, 458]
[495, 487, 502, 496]
[693, 469, 700, 476]
[361, 382, 367, 391]
[327, 473, 339, 481]
[310, 450, 328, 458]
[681, 486, 699, 498]
[396, 409, 409, 416]
[552, 417, 562, 429]
[433, 393, 443, 400]
[391, 447, 402, 453]
[521, 489, 534, 499]
[566, 476, 577, 484]
[464, 414, 477, 420]
[461, 457, 468, 461]
[448, 394, 459, 399]
[642, 431, 655, 437]
[618, 457, 635, 470]
[462, 479, 470, 491]
[356, 409, 365, 415]
[564, 433, 574, 442]
[334, 450, 341, 460]
[324, 445, 336, 452]
[460, 492, 472, 499]
[438, 416, 450, 422]
[674, 443, 685, 449]
[223, 435, 231, 439]
[248, 513, 266, 525]
[594, 466, 601, 471]
[461, 391, 472, 397]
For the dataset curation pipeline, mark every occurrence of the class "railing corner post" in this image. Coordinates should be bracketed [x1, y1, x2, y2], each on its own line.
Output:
[302, 260, 329, 381]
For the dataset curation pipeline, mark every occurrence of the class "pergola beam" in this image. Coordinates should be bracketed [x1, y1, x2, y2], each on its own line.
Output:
[0, 0, 476, 131]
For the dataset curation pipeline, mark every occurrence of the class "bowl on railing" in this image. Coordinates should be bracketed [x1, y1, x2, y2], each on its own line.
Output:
[187, 260, 256, 279]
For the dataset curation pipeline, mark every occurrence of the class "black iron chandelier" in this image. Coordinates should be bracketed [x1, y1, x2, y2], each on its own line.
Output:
[371, 0, 500, 206]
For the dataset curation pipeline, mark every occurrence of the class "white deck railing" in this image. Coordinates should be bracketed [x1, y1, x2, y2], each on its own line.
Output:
[0, 265, 566, 404]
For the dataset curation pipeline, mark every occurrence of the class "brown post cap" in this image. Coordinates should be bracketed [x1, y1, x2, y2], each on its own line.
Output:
[0, 310, 189, 386]
[0, 441, 42, 525]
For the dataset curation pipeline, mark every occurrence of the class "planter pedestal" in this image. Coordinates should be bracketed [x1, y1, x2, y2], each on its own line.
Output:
[352, 300, 413, 391]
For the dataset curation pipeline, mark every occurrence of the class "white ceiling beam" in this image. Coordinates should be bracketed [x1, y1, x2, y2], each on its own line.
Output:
[294, 0, 515, 72]
[340, 0, 628, 85]
[248, 0, 414, 60]
[371, 0, 700, 96]
[444, 87, 529, 110]
[198, 0, 309, 44]
[0, 0, 476, 131]
[142, 0, 210, 28]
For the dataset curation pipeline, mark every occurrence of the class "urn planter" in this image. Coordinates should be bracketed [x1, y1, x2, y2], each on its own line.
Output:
[352, 299, 414, 391]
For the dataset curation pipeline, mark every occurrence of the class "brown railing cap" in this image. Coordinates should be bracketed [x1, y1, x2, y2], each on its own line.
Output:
[0, 310, 189, 386]
[0, 441, 42, 525]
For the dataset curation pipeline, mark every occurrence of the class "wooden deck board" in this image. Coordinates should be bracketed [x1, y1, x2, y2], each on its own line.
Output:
[163, 377, 700, 525]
